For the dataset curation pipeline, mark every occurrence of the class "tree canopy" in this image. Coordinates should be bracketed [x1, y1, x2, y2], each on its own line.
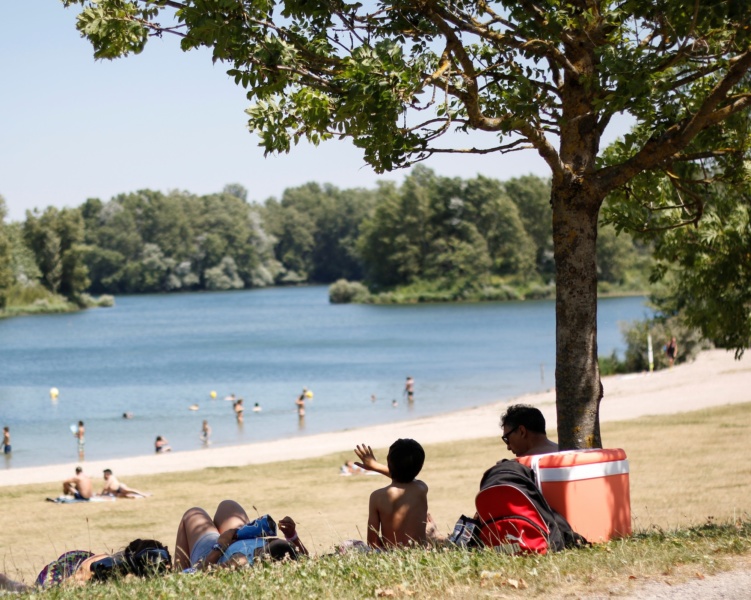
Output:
[61, 0, 751, 449]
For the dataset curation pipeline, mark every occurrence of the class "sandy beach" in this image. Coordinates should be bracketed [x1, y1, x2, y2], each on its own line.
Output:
[2, 348, 749, 488]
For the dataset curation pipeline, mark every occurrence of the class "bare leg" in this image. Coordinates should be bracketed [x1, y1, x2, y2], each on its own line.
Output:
[213, 500, 250, 532]
[173, 507, 218, 571]
[120, 485, 150, 498]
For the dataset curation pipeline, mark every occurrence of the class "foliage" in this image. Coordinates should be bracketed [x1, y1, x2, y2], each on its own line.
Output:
[22, 206, 89, 300]
[0, 282, 79, 316]
[0, 196, 14, 308]
[357, 167, 536, 292]
[81, 189, 282, 294]
[655, 181, 749, 356]
[328, 279, 371, 304]
[260, 182, 375, 284]
[505, 176, 555, 277]
[9, 173, 650, 306]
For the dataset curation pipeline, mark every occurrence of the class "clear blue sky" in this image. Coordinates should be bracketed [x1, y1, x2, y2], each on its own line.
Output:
[1, 2, 630, 223]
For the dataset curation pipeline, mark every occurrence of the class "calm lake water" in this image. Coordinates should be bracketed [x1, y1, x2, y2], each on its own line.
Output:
[0, 287, 651, 469]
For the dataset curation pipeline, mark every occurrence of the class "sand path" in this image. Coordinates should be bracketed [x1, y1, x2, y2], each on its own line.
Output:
[2, 348, 749, 488]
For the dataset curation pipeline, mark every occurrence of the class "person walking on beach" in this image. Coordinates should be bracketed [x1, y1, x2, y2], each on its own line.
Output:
[200, 420, 211, 445]
[62, 466, 93, 500]
[2, 426, 10, 455]
[74, 421, 85, 458]
[404, 376, 415, 403]
[666, 336, 678, 368]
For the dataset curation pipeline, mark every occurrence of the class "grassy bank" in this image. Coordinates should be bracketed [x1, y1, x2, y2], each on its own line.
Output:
[0, 282, 114, 318]
[2, 403, 750, 597]
[329, 277, 648, 305]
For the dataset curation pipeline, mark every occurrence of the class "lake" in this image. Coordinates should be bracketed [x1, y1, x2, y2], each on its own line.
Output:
[0, 287, 651, 469]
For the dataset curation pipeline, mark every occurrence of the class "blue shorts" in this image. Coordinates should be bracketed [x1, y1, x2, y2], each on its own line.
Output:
[219, 538, 266, 565]
[190, 532, 220, 566]
[73, 491, 89, 501]
[3, 445, 10, 454]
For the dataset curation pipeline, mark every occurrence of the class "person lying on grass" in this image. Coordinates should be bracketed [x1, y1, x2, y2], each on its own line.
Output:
[0, 539, 170, 592]
[173, 499, 308, 571]
[354, 439, 438, 549]
[101, 469, 151, 499]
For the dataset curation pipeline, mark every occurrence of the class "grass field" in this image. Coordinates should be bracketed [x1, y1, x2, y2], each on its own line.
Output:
[1, 402, 750, 597]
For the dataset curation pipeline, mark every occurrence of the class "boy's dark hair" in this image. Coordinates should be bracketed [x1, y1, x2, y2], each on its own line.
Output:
[264, 539, 298, 561]
[501, 404, 547, 434]
[103, 468, 113, 475]
[387, 438, 425, 483]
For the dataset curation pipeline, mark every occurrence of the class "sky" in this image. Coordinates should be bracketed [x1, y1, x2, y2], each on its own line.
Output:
[1, 2, 631, 223]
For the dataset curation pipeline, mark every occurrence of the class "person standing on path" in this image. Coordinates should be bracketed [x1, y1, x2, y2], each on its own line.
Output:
[666, 337, 678, 368]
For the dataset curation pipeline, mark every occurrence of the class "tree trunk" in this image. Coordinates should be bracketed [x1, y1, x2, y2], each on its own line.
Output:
[552, 180, 603, 449]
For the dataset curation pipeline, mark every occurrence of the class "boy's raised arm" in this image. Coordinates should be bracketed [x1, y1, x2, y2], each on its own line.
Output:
[354, 444, 390, 477]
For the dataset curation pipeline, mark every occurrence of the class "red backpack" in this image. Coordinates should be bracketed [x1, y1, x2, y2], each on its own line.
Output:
[475, 483, 552, 554]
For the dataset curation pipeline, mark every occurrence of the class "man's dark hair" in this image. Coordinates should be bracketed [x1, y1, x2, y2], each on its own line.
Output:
[501, 404, 547, 434]
[387, 438, 425, 483]
[103, 468, 113, 475]
[75, 466, 83, 474]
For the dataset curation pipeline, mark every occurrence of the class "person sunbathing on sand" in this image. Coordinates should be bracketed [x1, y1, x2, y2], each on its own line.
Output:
[173, 500, 308, 571]
[101, 469, 150, 498]
[354, 439, 437, 548]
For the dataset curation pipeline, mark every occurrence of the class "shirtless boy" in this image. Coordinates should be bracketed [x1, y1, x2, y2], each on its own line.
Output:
[354, 439, 431, 548]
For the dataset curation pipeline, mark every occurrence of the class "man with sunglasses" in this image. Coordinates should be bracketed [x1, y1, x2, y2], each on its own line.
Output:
[501, 404, 559, 457]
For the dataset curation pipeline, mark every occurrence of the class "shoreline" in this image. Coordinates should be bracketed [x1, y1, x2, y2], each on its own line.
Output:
[2, 348, 749, 488]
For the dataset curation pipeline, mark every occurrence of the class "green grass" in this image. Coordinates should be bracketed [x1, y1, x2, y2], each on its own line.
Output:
[23, 521, 751, 599]
[3, 402, 751, 597]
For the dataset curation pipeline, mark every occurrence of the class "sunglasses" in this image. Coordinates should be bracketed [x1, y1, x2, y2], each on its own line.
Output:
[501, 425, 519, 444]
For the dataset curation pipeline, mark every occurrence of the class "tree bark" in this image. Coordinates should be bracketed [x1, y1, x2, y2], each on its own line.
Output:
[552, 179, 603, 449]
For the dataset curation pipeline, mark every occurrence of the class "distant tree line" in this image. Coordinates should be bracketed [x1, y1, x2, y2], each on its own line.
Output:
[0, 168, 651, 309]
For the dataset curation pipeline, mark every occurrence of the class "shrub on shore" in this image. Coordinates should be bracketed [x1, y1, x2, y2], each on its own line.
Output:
[328, 279, 372, 304]
[0, 282, 114, 318]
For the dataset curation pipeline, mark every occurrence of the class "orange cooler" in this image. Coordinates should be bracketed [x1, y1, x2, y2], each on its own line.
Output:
[517, 448, 631, 542]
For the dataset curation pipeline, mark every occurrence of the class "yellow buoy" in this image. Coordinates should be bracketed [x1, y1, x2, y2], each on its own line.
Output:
[49, 387, 59, 399]
[210, 390, 217, 399]
[304, 390, 313, 399]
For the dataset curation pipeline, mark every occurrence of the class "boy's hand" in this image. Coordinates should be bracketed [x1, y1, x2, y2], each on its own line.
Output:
[354, 444, 390, 476]
[354, 444, 378, 470]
